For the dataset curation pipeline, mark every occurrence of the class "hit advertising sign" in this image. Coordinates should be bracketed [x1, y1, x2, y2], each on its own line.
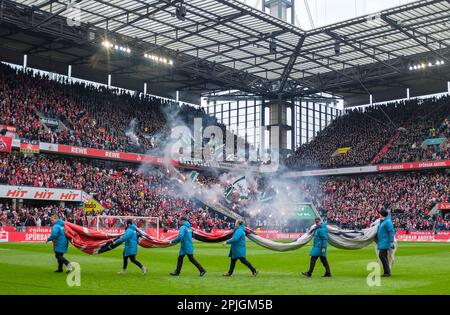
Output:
[0, 185, 83, 201]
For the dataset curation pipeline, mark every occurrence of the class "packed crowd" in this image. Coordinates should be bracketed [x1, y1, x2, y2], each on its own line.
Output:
[285, 96, 450, 170]
[297, 171, 449, 231]
[0, 63, 220, 153]
[194, 170, 449, 231]
[0, 150, 447, 231]
[0, 153, 231, 230]
[377, 96, 450, 164]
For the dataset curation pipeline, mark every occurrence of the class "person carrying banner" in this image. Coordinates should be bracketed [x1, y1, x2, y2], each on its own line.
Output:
[170, 217, 206, 276]
[377, 209, 395, 277]
[222, 220, 258, 277]
[302, 217, 331, 278]
[46, 215, 72, 273]
[111, 219, 148, 275]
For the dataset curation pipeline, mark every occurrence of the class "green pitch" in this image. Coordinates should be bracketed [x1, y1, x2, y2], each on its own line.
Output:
[0, 242, 449, 294]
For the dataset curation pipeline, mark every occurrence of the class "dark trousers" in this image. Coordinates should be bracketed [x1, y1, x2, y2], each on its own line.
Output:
[175, 254, 205, 274]
[123, 255, 143, 270]
[308, 256, 331, 275]
[55, 252, 70, 271]
[228, 257, 256, 275]
[378, 249, 391, 275]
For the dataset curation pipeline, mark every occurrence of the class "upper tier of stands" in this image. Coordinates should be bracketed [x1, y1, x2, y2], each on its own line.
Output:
[0, 63, 219, 154]
[286, 95, 450, 170]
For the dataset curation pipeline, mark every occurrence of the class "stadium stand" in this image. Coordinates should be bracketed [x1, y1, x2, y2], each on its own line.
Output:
[0, 63, 220, 153]
[0, 153, 231, 231]
[285, 95, 450, 170]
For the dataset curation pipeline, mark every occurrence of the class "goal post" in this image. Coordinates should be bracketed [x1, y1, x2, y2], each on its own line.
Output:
[90, 215, 160, 239]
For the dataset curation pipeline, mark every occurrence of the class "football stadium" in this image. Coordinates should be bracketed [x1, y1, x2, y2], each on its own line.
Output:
[0, 0, 449, 300]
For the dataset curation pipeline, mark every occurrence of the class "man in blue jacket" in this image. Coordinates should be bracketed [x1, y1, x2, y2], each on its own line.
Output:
[170, 217, 206, 276]
[112, 219, 147, 275]
[302, 217, 331, 277]
[377, 209, 395, 277]
[222, 220, 257, 277]
[46, 215, 72, 273]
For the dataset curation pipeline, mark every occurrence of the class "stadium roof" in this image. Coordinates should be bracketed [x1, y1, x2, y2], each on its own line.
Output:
[1, 0, 450, 102]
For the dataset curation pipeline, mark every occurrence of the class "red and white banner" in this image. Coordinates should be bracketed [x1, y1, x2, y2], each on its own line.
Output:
[437, 203, 450, 210]
[287, 160, 450, 177]
[6, 231, 50, 242]
[395, 230, 450, 242]
[0, 230, 8, 242]
[57, 144, 179, 167]
[0, 136, 13, 153]
[0, 125, 16, 133]
[0, 185, 83, 201]
[20, 142, 40, 154]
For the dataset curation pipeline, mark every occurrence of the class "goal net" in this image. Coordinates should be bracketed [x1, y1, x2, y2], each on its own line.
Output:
[88, 215, 160, 239]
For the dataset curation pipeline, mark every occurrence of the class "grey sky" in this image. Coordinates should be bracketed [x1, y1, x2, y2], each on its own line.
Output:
[240, 0, 418, 30]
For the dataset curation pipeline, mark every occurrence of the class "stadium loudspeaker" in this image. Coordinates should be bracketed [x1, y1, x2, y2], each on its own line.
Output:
[176, 4, 186, 21]
[269, 40, 277, 54]
[334, 41, 340, 56]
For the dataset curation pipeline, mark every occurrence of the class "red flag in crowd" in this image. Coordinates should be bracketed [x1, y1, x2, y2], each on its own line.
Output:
[0, 136, 12, 153]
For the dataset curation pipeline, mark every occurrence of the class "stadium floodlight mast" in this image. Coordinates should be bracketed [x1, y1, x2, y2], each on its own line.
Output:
[168, 118, 280, 172]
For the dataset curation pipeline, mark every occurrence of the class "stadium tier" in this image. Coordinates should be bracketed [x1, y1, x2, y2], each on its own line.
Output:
[0, 63, 220, 154]
[285, 96, 450, 170]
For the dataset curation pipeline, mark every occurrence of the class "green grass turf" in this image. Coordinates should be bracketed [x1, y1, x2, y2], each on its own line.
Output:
[0, 241, 449, 295]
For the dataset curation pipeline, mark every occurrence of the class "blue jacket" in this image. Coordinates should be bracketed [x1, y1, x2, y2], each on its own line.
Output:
[226, 224, 247, 258]
[377, 215, 395, 250]
[114, 224, 138, 257]
[47, 219, 68, 254]
[171, 221, 194, 255]
[309, 224, 328, 257]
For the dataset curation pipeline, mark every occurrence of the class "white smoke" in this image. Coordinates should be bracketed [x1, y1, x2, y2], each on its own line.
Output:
[133, 104, 318, 229]
[125, 118, 140, 147]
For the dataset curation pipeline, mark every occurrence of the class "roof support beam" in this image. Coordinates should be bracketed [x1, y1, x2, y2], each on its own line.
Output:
[27, 0, 83, 30]
[109, 0, 183, 33]
[144, 11, 246, 54]
[324, 30, 403, 74]
[278, 35, 306, 93]
[214, 0, 305, 37]
[381, 15, 449, 63]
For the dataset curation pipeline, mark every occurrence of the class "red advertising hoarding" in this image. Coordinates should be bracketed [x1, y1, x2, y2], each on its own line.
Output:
[376, 160, 450, 171]
[395, 230, 450, 242]
[57, 144, 179, 167]
[437, 203, 450, 210]
[1, 227, 448, 243]
[0, 125, 16, 133]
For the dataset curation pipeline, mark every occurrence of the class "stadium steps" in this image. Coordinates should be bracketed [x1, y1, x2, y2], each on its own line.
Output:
[33, 110, 50, 132]
[34, 110, 69, 132]
[369, 131, 400, 165]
